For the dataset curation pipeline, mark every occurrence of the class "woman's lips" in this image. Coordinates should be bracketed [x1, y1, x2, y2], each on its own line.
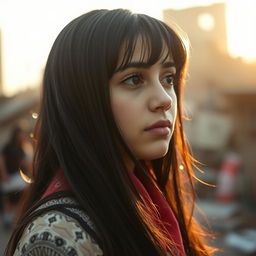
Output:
[145, 127, 171, 136]
[144, 120, 171, 136]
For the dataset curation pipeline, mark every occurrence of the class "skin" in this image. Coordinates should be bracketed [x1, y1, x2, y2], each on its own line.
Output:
[110, 40, 177, 168]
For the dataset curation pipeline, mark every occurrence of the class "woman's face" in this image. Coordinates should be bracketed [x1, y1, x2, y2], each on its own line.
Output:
[110, 39, 177, 162]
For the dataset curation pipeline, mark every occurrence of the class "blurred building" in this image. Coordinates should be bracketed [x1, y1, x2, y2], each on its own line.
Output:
[0, 28, 38, 149]
[164, 3, 256, 204]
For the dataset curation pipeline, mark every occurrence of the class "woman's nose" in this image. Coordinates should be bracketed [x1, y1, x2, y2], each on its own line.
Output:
[148, 82, 173, 112]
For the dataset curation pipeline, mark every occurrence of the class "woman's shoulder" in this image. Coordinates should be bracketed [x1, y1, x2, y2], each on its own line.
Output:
[14, 196, 103, 256]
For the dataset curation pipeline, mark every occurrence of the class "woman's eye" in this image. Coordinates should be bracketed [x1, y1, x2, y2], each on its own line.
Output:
[122, 74, 143, 87]
[161, 75, 174, 88]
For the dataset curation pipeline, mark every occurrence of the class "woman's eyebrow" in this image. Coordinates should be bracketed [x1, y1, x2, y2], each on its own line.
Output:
[115, 62, 151, 73]
[161, 61, 176, 69]
[114, 61, 176, 73]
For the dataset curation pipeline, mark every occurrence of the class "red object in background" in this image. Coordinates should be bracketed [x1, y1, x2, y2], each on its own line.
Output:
[216, 152, 240, 202]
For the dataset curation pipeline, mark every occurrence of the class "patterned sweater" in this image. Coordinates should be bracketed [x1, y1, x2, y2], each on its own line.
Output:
[14, 196, 103, 256]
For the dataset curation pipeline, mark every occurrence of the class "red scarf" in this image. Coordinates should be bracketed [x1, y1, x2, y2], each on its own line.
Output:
[42, 169, 185, 255]
[130, 170, 186, 255]
[42, 169, 70, 199]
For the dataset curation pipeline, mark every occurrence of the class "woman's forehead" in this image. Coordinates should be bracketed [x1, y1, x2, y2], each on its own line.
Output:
[116, 36, 174, 68]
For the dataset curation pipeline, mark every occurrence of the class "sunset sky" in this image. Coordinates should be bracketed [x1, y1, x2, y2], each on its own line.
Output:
[0, 0, 255, 95]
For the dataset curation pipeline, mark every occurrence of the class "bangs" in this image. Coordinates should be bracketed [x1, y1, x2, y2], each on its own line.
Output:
[115, 14, 186, 72]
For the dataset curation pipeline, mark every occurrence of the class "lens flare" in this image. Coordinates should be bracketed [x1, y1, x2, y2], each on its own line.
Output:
[20, 169, 33, 184]
[32, 112, 38, 119]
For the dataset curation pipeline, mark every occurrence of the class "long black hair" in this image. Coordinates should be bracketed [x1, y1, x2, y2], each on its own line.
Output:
[6, 9, 216, 255]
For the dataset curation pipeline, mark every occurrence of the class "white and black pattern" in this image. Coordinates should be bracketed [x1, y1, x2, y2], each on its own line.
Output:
[14, 200, 103, 256]
[36, 197, 78, 211]
[35, 196, 96, 234]
[18, 230, 78, 256]
[65, 207, 96, 231]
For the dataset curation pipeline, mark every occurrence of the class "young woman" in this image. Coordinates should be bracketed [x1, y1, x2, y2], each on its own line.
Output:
[5, 9, 216, 256]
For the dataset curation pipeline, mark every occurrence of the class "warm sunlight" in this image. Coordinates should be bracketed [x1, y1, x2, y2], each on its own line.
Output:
[226, 0, 256, 62]
[1, 0, 256, 95]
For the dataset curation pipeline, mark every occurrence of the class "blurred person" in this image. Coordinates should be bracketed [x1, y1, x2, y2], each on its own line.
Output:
[5, 9, 217, 255]
[0, 183, 3, 214]
[0, 126, 32, 229]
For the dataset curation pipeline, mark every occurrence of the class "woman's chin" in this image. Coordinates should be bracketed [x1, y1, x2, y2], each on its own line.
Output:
[137, 145, 169, 161]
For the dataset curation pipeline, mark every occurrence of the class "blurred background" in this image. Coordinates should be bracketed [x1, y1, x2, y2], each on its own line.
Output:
[0, 0, 255, 255]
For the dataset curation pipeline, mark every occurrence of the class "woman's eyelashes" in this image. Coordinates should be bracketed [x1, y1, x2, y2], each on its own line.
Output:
[120, 72, 175, 88]
[121, 73, 143, 87]
[161, 74, 175, 88]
